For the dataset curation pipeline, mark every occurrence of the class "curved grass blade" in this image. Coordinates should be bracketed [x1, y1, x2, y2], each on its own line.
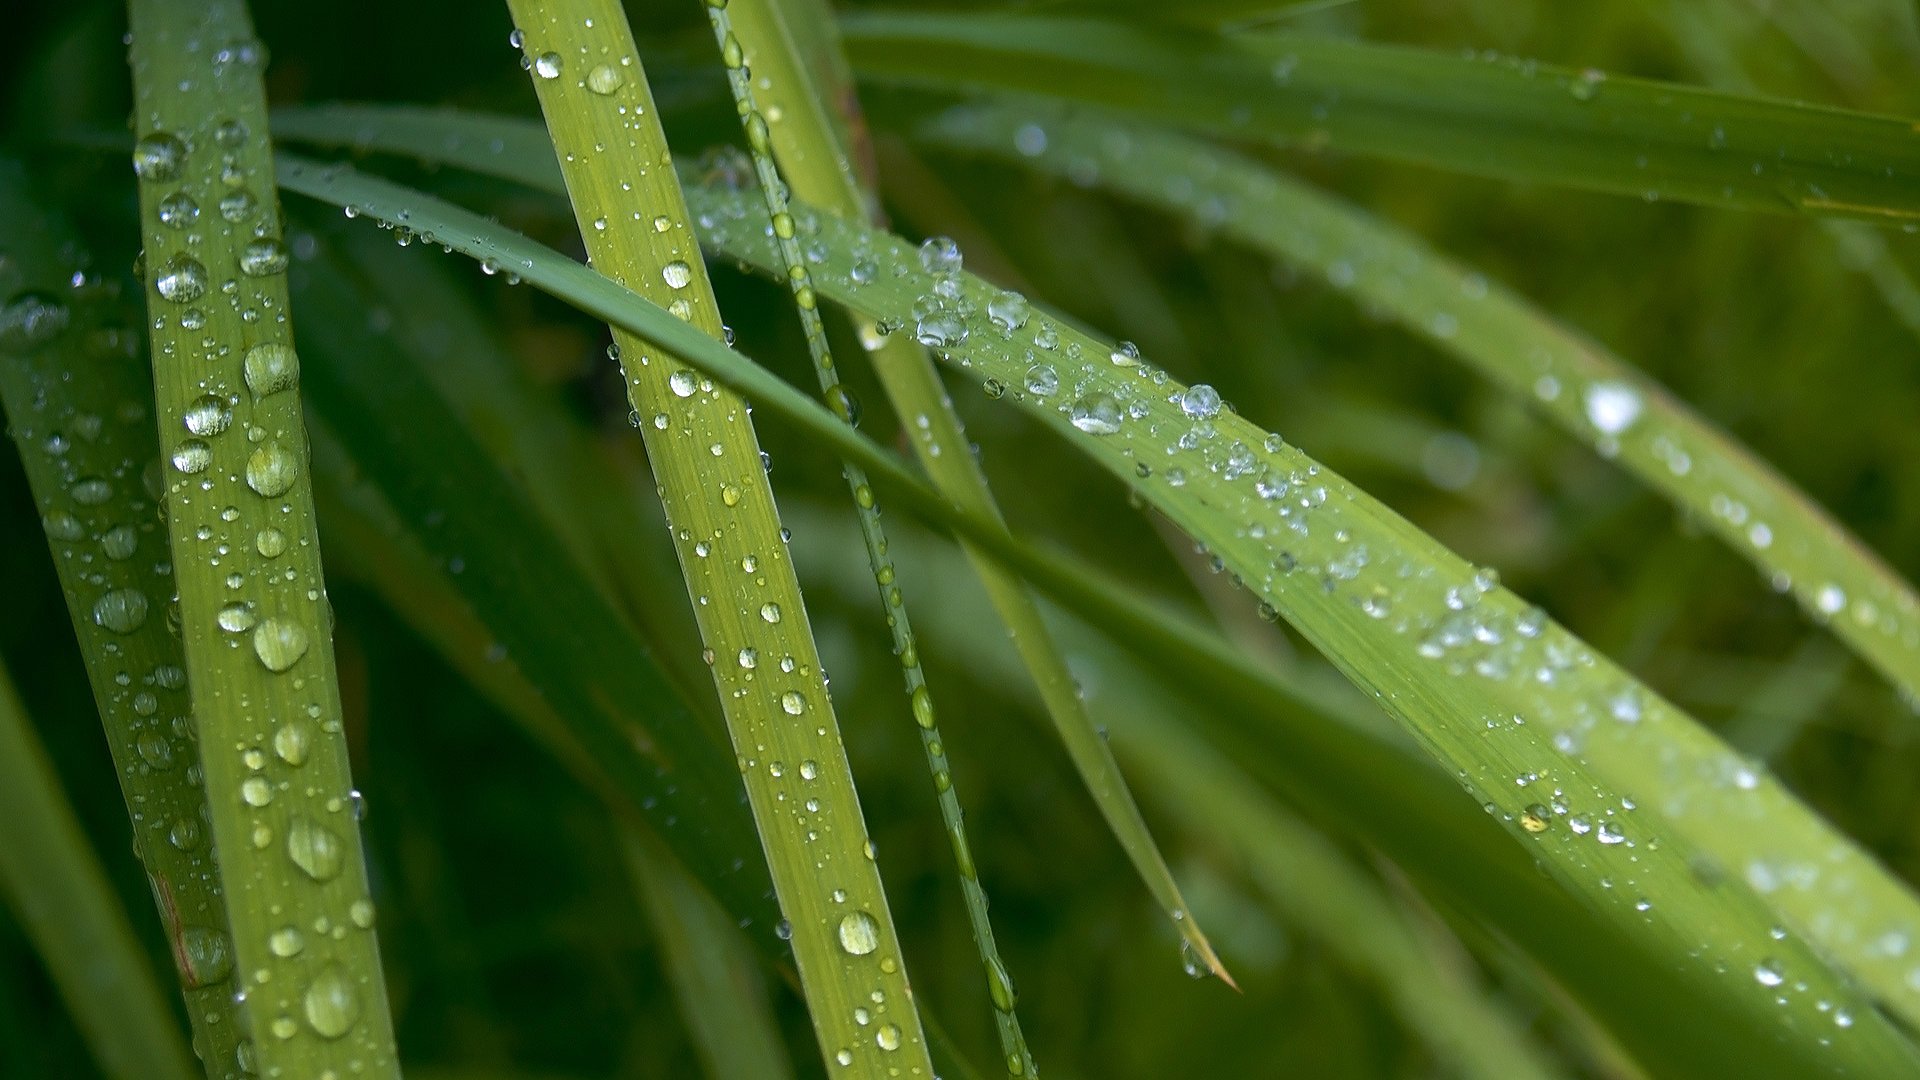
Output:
[915, 103, 1920, 709]
[728, 0, 1228, 989]
[267, 154, 1920, 1074]
[0, 661, 196, 1080]
[0, 164, 246, 1077]
[125, 1, 399, 1072]
[706, 2, 1041, 1068]
[500, 2, 931, 1072]
[836, 12, 1920, 225]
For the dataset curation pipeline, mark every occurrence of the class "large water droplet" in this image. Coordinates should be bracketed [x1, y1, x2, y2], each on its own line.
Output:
[1181, 384, 1223, 419]
[157, 192, 200, 229]
[1069, 393, 1123, 435]
[533, 52, 563, 79]
[92, 589, 149, 633]
[252, 618, 310, 672]
[1584, 381, 1642, 436]
[245, 442, 297, 497]
[183, 393, 234, 436]
[662, 260, 693, 289]
[243, 342, 299, 397]
[286, 815, 345, 881]
[238, 238, 289, 277]
[268, 926, 305, 958]
[178, 927, 233, 987]
[133, 132, 188, 181]
[153, 255, 209, 303]
[302, 964, 360, 1040]
[273, 722, 311, 766]
[171, 438, 212, 474]
[586, 63, 624, 94]
[837, 910, 879, 956]
[918, 237, 962, 275]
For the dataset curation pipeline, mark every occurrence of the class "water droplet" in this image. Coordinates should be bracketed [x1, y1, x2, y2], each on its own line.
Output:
[1519, 804, 1551, 832]
[239, 238, 289, 277]
[911, 686, 935, 730]
[273, 721, 311, 766]
[668, 369, 698, 398]
[157, 192, 200, 229]
[760, 602, 782, 624]
[837, 910, 879, 955]
[1069, 393, 1123, 435]
[171, 439, 212, 474]
[875, 1024, 902, 1051]
[781, 691, 806, 715]
[986, 956, 1017, 1011]
[586, 63, 624, 94]
[245, 442, 297, 497]
[1023, 363, 1058, 397]
[183, 393, 234, 436]
[533, 52, 563, 79]
[1181, 384, 1223, 419]
[217, 601, 258, 633]
[918, 237, 962, 274]
[240, 776, 273, 807]
[302, 964, 360, 1039]
[256, 527, 288, 558]
[169, 816, 203, 850]
[70, 476, 112, 505]
[153, 255, 209, 303]
[252, 618, 310, 672]
[0, 291, 71, 352]
[662, 260, 693, 289]
[1817, 584, 1847, 616]
[286, 815, 345, 881]
[92, 589, 149, 633]
[1584, 381, 1642, 436]
[133, 132, 187, 181]
[987, 291, 1030, 331]
[218, 189, 256, 223]
[178, 927, 233, 987]
[349, 898, 375, 929]
[268, 926, 305, 958]
[1754, 959, 1785, 987]
[242, 342, 299, 398]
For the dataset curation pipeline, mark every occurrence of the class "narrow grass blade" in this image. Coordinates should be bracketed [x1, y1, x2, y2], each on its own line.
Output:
[622, 828, 796, 1080]
[916, 104, 1920, 708]
[267, 155, 1920, 1073]
[125, 1, 399, 1072]
[500, 2, 931, 1072]
[709, 4, 1042, 1068]
[729, 0, 1228, 988]
[837, 12, 1920, 224]
[0, 660, 196, 1080]
[0, 164, 246, 1076]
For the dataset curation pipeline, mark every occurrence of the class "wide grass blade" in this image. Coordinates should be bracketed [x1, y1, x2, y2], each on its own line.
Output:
[915, 103, 1920, 708]
[124, 0, 399, 1073]
[0, 661, 195, 1080]
[728, 0, 1228, 989]
[265, 152, 1920, 1074]
[0, 163, 245, 1077]
[501, 1, 931, 1072]
[836, 12, 1920, 224]
[705, 3, 1041, 1068]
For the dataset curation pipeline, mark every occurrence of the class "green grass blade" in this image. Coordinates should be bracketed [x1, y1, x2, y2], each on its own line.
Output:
[708, 3, 1042, 1068]
[622, 827, 796, 1080]
[836, 11, 1920, 224]
[729, 0, 1229, 988]
[125, 0, 399, 1073]
[266, 153, 1920, 1073]
[915, 103, 1920, 708]
[0, 660, 195, 1080]
[500, 2, 931, 1072]
[0, 163, 246, 1077]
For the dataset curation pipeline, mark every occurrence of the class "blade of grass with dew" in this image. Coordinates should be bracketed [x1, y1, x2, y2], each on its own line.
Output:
[125, 0, 399, 1072]
[287, 217, 990, 1080]
[500, 2, 932, 1072]
[915, 104, 1920, 709]
[706, 3, 1039, 1069]
[0, 163, 245, 1077]
[267, 154, 1920, 1075]
[780, 499, 1565, 1080]
[728, 0, 1229, 987]
[836, 11, 1920, 225]
[623, 827, 796, 1080]
[0, 658, 196, 1080]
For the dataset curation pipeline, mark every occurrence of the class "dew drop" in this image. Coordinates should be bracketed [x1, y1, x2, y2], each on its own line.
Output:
[662, 260, 693, 289]
[157, 192, 200, 229]
[533, 52, 563, 79]
[918, 237, 962, 274]
[238, 238, 289, 277]
[217, 601, 258, 633]
[780, 690, 806, 716]
[1584, 381, 1643, 436]
[586, 63, 624, 94]
[92, 589, 149, 634]
[1754, 959, 1785, 987]
[1069, 393, 1123, 435]
[178, 927, 233, 987]
[273, 721, 311, 766]
[132, 132, 188, 181]
[268, 926, 305, 958]
[875, 1024, 902, 1052]
[183, 393, 234, 436]
[252, 618, 310, 672]
[302, 964, 360, 1039]
[243, 342, 300, 397]
[153, 255, 209, 303]
[286, 815, 345, 882]
[760, 602, 782, 624]
[171, 439, 212, 474]
[1181, 384, 1223, 419]
[838, 910, 880, 955]
[245, 442, 297, 497]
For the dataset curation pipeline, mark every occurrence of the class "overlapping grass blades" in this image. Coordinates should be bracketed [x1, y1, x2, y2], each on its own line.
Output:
[0, 164, 244, 1076]
[0, 661, 195, 1080]
[500, 1, 930, 1072]
[266, 152, 1920, 1075]
[727, 0, 1226, 992]
[913, 103, 1920, 707]
[705, 1, 1038, 1068]
[836, 11, 1920, 224]
[124, 0, 398, 1073]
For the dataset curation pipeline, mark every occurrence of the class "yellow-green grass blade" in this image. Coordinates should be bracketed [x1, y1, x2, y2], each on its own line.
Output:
[267, 154, 1920, 1074]
[0, 660, 195, 1080]
[125, 0, 399, 1072]
[707, 2, 1043, 1067]
[728, 0, 1229, 987]
[836, 12, 1920, 225]
[0, 163, 246, 1077]
[622, 828, 796, 1080]
[501, 2, 931, 1072]
[914, 103, 1920, 709]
